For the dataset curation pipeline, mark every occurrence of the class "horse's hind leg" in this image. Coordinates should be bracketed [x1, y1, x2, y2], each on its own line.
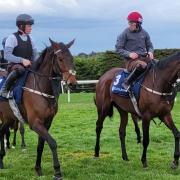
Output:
[12, 123, 18, 149]
[160, 114, 180, 169]
[19, 123, 26, 149]
[117, 108, 129, 161]
[0, 130, 5, 169]
[94, 113, 106, 157]
[94, 100, 113, 157]
[131, 114, 141, 143]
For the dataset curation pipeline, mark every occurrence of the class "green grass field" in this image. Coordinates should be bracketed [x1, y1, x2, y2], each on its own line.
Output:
[0, 93, 180, 180]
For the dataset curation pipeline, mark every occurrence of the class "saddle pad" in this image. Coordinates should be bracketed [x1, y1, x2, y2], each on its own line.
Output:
[111, 70, 144, 100]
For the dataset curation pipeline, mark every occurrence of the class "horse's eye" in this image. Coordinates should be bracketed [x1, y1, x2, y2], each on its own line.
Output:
[58, 58, 63, 62]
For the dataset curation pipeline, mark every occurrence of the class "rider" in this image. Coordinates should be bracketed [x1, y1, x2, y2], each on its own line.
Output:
[115, 11, 154, 91]
[0, 38, 8, 69]
[0, 14, 39, 98]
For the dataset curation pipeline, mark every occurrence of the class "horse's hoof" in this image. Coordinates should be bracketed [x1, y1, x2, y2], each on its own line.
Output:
[94, 153, 99, 158]
[21, 148, 27, 152]
[53, 175, 62, 180]
[143, 162, 148, 168]
[171, 161, 178, 169]
[122, 154, 129, 161]
[35, 166, 43, 176]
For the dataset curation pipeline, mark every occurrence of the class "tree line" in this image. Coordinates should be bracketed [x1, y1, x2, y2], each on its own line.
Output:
[74, 49, 180, 80]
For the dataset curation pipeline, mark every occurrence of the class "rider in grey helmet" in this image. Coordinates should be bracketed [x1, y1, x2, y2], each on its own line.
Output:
[0, 37, 8, 69]
[0, 14, 39, 98]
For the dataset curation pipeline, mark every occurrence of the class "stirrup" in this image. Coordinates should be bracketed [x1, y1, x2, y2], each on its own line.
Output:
[7, 91, 13, 99]
[0, 91, 13, 99]
[122, 82, 131, 92]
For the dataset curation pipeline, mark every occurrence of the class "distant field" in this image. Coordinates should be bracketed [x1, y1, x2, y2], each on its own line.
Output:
[0, 93, 180, 180]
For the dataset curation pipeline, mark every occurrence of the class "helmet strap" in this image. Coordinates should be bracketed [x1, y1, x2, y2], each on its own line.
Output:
[18, 25, 26, 34]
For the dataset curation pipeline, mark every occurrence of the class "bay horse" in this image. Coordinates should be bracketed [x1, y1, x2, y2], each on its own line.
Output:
[0, 38, 77, 180]
[94, 52, 180, 168]
[5, 121, 26, 149]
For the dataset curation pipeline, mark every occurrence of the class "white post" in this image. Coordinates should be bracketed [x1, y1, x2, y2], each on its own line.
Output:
[67, 88, 70, 103]
[61, 81, 64, 94]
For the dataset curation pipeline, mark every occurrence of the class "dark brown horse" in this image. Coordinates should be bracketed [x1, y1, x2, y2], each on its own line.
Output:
[94, 52, 180, 169]
[0, 39, 77, 180]
[4, 121, 26, 149]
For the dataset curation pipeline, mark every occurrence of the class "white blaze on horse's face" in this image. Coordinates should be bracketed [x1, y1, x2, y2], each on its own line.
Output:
[49, 38, 77, 86]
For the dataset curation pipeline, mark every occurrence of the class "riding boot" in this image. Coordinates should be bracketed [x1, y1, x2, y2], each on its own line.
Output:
[122, 66, 145, 91]
[0, 71, 18, 98]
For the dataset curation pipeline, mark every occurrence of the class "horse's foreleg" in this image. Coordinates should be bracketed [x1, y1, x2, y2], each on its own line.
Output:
[0, 130, 5, 169]
[94, 114, 106, 157]
[161, 114, 180, 169]
[35, 136, 45, 176]
[32, 121, 62, 180]
[131, 114, 141, 143]
[118, 109, 129, 161]
[19, 123, 26, 149]
[141, 119, 150, 168]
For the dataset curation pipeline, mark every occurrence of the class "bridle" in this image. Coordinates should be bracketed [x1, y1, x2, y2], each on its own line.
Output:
[52, 48, 76, 84]
[24, 46, 76, 99]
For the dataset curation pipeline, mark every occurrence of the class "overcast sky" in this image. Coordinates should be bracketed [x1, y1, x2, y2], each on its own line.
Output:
[0, 0, 179, 54]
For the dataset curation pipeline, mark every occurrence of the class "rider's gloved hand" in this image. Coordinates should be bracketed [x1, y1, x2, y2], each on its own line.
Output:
[129, 52, 138, 59]
[21, 59, 32, 67]
[148, 52, 154, 60]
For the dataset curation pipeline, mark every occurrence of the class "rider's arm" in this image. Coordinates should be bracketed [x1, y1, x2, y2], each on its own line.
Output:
[4, 34, 22, 63]
[145, 32, 154, 54]
[115, 30, 131, 59]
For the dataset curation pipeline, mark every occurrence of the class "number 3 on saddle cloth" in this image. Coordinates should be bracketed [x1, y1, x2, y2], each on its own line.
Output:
[0, 71, 29, 104]
[112, 70, 145, 101]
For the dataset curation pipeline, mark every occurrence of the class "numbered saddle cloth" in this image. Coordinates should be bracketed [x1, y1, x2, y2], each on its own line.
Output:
[111, 70, 144, 100]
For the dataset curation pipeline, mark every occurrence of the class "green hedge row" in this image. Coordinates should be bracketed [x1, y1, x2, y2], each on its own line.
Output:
[74, 49, 180, 80]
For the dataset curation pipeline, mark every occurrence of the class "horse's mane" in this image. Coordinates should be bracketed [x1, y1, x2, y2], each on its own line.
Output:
[31, 46, 51, 71]
[156, 51, 180, 69]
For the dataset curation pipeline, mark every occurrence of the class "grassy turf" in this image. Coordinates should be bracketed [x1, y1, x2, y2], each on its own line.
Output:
[0, 93, 180, 180]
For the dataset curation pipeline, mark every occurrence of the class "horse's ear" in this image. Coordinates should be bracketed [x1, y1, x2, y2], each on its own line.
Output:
[49, 38, 55, 46]
[66, 39, 75, 48]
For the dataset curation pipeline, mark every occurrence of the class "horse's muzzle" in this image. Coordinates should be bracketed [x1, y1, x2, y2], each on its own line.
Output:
[68, 82, 77, 90]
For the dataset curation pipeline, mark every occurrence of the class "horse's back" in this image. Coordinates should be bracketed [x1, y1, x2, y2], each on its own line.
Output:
[97, 67, 123, 86]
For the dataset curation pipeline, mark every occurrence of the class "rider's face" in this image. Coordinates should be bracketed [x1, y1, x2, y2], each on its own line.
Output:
[128, 22, 137, 31]
[25, 24, 32, 34]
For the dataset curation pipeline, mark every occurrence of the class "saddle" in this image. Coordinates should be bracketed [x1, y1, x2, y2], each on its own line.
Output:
[0, 70, 29, 104]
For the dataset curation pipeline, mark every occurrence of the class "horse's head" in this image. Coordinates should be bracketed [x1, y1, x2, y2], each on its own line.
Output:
[49, 38, 77, 89]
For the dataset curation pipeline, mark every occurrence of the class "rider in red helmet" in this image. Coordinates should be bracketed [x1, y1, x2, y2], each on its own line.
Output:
[115, 11, 154, 91]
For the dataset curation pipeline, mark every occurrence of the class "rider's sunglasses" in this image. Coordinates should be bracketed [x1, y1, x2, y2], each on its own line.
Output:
[128, 21, 137, 26]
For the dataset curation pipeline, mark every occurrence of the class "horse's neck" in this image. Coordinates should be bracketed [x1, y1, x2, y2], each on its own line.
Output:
[30, 53, 54, 93]
[38, 53, 53, 76]
[153, 62, 179, 91]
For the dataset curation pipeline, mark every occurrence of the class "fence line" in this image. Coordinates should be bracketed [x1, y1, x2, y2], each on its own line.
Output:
[61, 79, 180, 103]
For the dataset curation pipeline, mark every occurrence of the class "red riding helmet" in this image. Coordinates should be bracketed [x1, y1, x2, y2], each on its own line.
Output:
[127, 11, 143, 23]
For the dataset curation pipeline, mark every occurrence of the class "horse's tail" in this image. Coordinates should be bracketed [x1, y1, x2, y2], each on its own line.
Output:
[94, 96, 96, 106]
[94, 94, 114, 120]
